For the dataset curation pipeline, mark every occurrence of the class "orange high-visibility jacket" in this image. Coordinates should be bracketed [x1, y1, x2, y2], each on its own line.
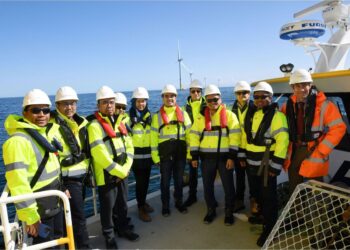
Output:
[281, 91, 346, 178]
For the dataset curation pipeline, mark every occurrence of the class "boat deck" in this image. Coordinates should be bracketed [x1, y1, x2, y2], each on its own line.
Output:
[87, 179, 260, 249]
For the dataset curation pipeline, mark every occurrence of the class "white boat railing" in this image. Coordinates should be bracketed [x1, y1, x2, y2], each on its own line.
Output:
[0, 185, 75, 250]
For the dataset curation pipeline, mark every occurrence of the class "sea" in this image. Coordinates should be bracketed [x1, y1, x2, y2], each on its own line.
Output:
[0, 87, 236, 221]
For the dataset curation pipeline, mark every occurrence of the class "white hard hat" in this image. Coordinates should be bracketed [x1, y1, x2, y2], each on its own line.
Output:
[161, 84, 177, 95]
[132, 87, 149, 99]
[253, 81, 273, 95]
[204, 84, 221, 96]
[234, 81, 251, 93]
[23, 89, 52, 108]
[96, 86, 115, 101]
[115, 92, 127, 105]
[55, 86, 79, 102]
[289, 69, 313, 85]
[189, 79, 203, 89]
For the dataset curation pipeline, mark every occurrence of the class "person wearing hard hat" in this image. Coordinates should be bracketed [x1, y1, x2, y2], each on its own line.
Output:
[244, 82, 289, 247]
[230, 81, 256, 214]
[51, 86, 91, 249]
[87, 86, 139, 248]
[281, 69, 346, 194]
[190, 84, 241, 225]
[129, 87, 154, 222]
[151, 84, 192, 217]
[2, 89, 64, 244]
[183, 79, 207, 207]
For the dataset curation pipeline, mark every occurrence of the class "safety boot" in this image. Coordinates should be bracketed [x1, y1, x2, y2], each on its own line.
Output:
[138, 207, 152, 222]
[184, 195, 197, 207]
[250, 197, 259, 215]
[143, 203, 154, 213]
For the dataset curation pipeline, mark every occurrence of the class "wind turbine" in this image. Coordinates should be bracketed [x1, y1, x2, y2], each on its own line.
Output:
[177, 41, 183, 90]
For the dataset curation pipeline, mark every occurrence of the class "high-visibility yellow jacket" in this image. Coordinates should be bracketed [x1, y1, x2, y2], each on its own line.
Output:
[151, 105, 191, 164]
[229, 100, 254, 159]
[2, 115, 61, 225]
[183, 96, 206, 123]
[87, 113, 134, 186]
[51, 110, 89, 178]
[189, 105, 241, 160]
[130, 111, 152, 160]
[245, 107, 289, 175]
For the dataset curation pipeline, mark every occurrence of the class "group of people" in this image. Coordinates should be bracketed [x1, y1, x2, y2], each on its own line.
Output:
[2, 68, 346, 248]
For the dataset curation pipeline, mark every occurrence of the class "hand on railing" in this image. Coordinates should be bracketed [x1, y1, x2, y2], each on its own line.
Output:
[25, 221, 40, 237]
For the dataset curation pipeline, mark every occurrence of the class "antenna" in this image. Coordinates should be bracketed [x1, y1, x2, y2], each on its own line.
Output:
[294, 0, 339, 18]
[177, 41, 183, 90]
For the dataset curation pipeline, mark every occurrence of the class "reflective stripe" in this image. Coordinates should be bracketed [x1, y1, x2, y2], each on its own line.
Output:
[5, 162, 28, 171]
[133, 154, 152, 159]
[200, 148, 229, 153]
[229, 128, 241, 134]
[270, 161, 282, 170]
[327, 118, 344, 128]
[151, 146, 158, 151]
[15, 199, 36, 210]
[62, 168, 87, 177]
[127, 153, 134, 158]
[270, 127, 288, 137]
[190, 146, 199, 151]
[159, 134, 178, 140]
[132, 130, 148, 135]
[151, 127, 158, 132]
[185, 124, 191, 130]
[190, 130, 201, 136]
[105, 162, 117, 173]
[203, 131, 228, 137]
[247, 159, 262, 166]
[90, 139, 104, 149]
[307, 157, 326, 163]
[237, 152, 246, 158]
[252, 132, 256, 138]
[322, 138, 336, 149]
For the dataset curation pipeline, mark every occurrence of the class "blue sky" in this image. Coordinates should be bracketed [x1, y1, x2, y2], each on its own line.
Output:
[0, 1, 327, 98]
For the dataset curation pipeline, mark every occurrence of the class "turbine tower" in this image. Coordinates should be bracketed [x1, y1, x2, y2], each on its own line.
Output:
[177, 41, 183, 90]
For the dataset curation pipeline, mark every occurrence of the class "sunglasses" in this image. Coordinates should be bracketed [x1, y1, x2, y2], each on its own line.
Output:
[206, 97, 220, 103]
[253, 95, 270, 100]
[30, 107, 51, 115]
[191, 90, 201, 94]
[236, 91, 250, 95]
[115, 105, 126, 110]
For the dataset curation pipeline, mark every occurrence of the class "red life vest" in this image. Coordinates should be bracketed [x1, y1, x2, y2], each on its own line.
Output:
[94, 112, 127, 137]
[204, 105, 227, 131]
[160, 105, 184, 124]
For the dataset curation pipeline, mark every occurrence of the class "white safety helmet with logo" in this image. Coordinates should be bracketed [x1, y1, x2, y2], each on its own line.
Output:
[23, 89, 52, 108]
[96, 86, 115, 101]
[161, 84, 177, 95]
[204, 84, 221, 96]
[189, 79, 203, 89]
[115, 92, 127, 106]
[253, 81, 273, 95]
[132, 87, 149, 99]
[55, 86, 79, 102]
[289, 69, 313, 85]
[234, 81, 251, 93]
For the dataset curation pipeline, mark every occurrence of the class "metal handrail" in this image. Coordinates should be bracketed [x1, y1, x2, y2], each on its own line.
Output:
[0, 185, 75, 250]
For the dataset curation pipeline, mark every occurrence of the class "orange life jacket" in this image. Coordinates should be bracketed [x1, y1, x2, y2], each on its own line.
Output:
[160, 105, 184, 125]
[204, 105, 227, 131]
[281, 92, 346, 177]
[94, 111, 127, 137]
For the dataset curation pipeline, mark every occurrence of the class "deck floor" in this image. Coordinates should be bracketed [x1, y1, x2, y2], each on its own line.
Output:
[87, 179, 261, 249]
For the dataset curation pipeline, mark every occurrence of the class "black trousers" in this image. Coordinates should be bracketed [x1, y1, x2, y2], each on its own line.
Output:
[64, 179, 90, 249]
[97, 180, 128, 241]
[249, 166, 278, 233]
[234, 158, 253, 201]
[32, 209, 64, 245]
[160, 157, 186, 208]
[132, 158, 152, 208]
[201, 158, 235, 211]
[187, 161, 199, 197]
